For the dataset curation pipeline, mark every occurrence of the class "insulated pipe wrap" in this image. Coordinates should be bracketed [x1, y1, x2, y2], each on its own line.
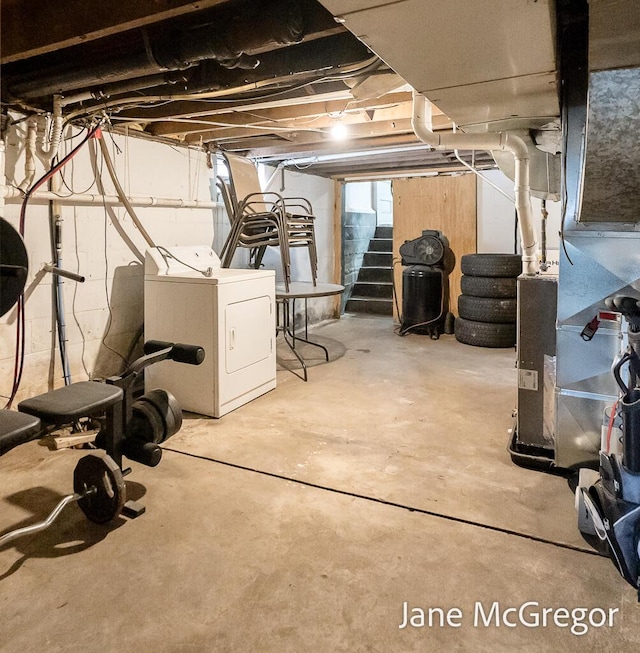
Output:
[6, 0, 305, 100]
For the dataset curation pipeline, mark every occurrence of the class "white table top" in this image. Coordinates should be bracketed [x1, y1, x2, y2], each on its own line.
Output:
[275, 282, 345, 299]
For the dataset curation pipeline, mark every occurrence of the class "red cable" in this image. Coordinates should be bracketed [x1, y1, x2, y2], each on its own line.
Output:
[4, 124, 103, 408]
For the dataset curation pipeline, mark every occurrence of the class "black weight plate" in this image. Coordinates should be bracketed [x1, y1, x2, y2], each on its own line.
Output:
[0, 218, 29, 317]
[73, 454, 126, 524]
[129, 400, 165, 443]
[139, 389, 182, 442]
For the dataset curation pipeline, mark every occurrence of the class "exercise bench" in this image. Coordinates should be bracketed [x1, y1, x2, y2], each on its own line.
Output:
[0, 340, 204, 546]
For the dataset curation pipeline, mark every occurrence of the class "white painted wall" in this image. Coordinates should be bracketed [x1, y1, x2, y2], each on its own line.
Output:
[1, 121, 214, 402]
[1, 123, 559, 405]
[476, 168, 561, 257]
[374, 181, 393, 225]
[344, 181, 374, 213]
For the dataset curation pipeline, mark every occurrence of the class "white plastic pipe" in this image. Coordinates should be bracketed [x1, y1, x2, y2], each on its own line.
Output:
[0, 185, 217, 209]
[98, 136, 156, 248]
[412, 90, 538, 275]
[453, 149, 515, 203]
[36, 95, 64, 163]
[17, 117, 38, 192]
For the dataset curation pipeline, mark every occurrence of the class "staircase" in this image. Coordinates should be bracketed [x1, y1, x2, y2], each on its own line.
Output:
[345, 226, 393, 315]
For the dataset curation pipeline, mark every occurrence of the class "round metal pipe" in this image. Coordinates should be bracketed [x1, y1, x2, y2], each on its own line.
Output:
[7, 0, 304, 100]
[1, 186, 217, 209]
[412, 90, 538, 275]
[43, 264, 86, 283]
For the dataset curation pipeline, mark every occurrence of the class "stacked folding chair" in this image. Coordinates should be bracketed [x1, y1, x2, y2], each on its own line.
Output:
[218, 152, 318, 290]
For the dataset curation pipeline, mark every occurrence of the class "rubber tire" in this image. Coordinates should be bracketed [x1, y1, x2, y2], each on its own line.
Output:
[454, 317, 516, 348]
[460, 275, 517, 299]
[458, 295, 517, 324]
[460, 254, 521, 278]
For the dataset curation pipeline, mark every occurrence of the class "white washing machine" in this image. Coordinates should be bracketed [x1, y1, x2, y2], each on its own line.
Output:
[144, 246, 276, 417]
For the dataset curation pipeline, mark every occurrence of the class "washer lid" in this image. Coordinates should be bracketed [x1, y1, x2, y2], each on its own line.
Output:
[145, 267, 275, 284]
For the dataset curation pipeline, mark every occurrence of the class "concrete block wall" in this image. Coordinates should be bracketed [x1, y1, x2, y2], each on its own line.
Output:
[1, 121, 215, 403]
[341, 182, 376, 307]
[342, 212, 377, 305]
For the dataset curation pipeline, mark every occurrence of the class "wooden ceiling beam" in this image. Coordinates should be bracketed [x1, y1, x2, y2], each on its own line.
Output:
[241, 133, 429, 158]
[185, 114, 451, 144]
[148, 101, 417, 138]
[1, 0, 230, 64]
[117, 87, 415, 122]
[145, 92, 416, 136]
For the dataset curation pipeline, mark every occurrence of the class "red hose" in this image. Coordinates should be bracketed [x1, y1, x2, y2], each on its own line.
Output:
[4, 124, 103, 408]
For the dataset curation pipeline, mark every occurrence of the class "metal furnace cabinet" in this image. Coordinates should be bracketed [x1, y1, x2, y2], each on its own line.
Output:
[144, 247, 276, 417]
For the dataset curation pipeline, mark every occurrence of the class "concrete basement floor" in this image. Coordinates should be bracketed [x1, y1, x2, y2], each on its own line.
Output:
[1, 313, 640, 652]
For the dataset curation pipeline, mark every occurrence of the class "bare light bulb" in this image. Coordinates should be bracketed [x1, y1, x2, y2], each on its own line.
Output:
[329, 122, 348, 140]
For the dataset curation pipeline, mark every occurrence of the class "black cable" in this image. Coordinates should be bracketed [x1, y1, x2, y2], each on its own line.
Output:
[559, 105, 574, 266]
[71, 210, 91, 379]
[4, 122, 103, 407]
[156, 246, 213, 277]
[100, 199, 130, 373]
[163, 447, 602, 558]
[391, 257, 403, 325]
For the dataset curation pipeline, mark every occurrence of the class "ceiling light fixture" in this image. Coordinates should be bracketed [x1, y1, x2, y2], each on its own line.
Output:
[329, 121, 349, 141]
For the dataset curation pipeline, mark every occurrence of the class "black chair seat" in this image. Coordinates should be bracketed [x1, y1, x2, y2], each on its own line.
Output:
[18, 382, 123, 424]
[0, 410, 42, 456]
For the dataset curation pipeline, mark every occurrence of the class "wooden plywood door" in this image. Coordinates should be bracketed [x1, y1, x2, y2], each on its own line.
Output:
[392, 174, 477, 320]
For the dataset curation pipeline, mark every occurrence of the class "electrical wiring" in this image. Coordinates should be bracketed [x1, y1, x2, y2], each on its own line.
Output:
[99, 199, 131, 373]
[391, 257, 403, 330]
[4, 121, 103, 408]
[88, 136, 145, 263]
[98, 135, 156, 249]
[64, 57, 381, 123]
[559, 103, 574, 266]
[110, 114, 327, 134]
[71, 209, 91, 379]
[156, 246, 214, 277]
[453, 148, 514, 202]
[57, 128, 102, 195]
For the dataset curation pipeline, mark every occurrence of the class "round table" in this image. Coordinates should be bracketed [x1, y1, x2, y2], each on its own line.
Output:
[275, 282, 345, 381]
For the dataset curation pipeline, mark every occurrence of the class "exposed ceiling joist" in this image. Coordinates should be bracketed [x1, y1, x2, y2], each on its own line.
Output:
[2, 0, 544, 179]
[147, 92, 425, 138]
[1, 0, 231, 64]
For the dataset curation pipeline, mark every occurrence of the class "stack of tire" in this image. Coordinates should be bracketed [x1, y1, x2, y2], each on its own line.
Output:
[454, 253, 521, 348]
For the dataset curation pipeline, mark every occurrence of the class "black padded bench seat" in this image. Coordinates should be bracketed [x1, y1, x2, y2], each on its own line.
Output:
[18, 382, 123, 424]
[0, 410, 41, 456]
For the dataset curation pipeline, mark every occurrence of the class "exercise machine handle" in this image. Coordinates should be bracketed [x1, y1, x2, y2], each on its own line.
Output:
[143, 340, 205, 366]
